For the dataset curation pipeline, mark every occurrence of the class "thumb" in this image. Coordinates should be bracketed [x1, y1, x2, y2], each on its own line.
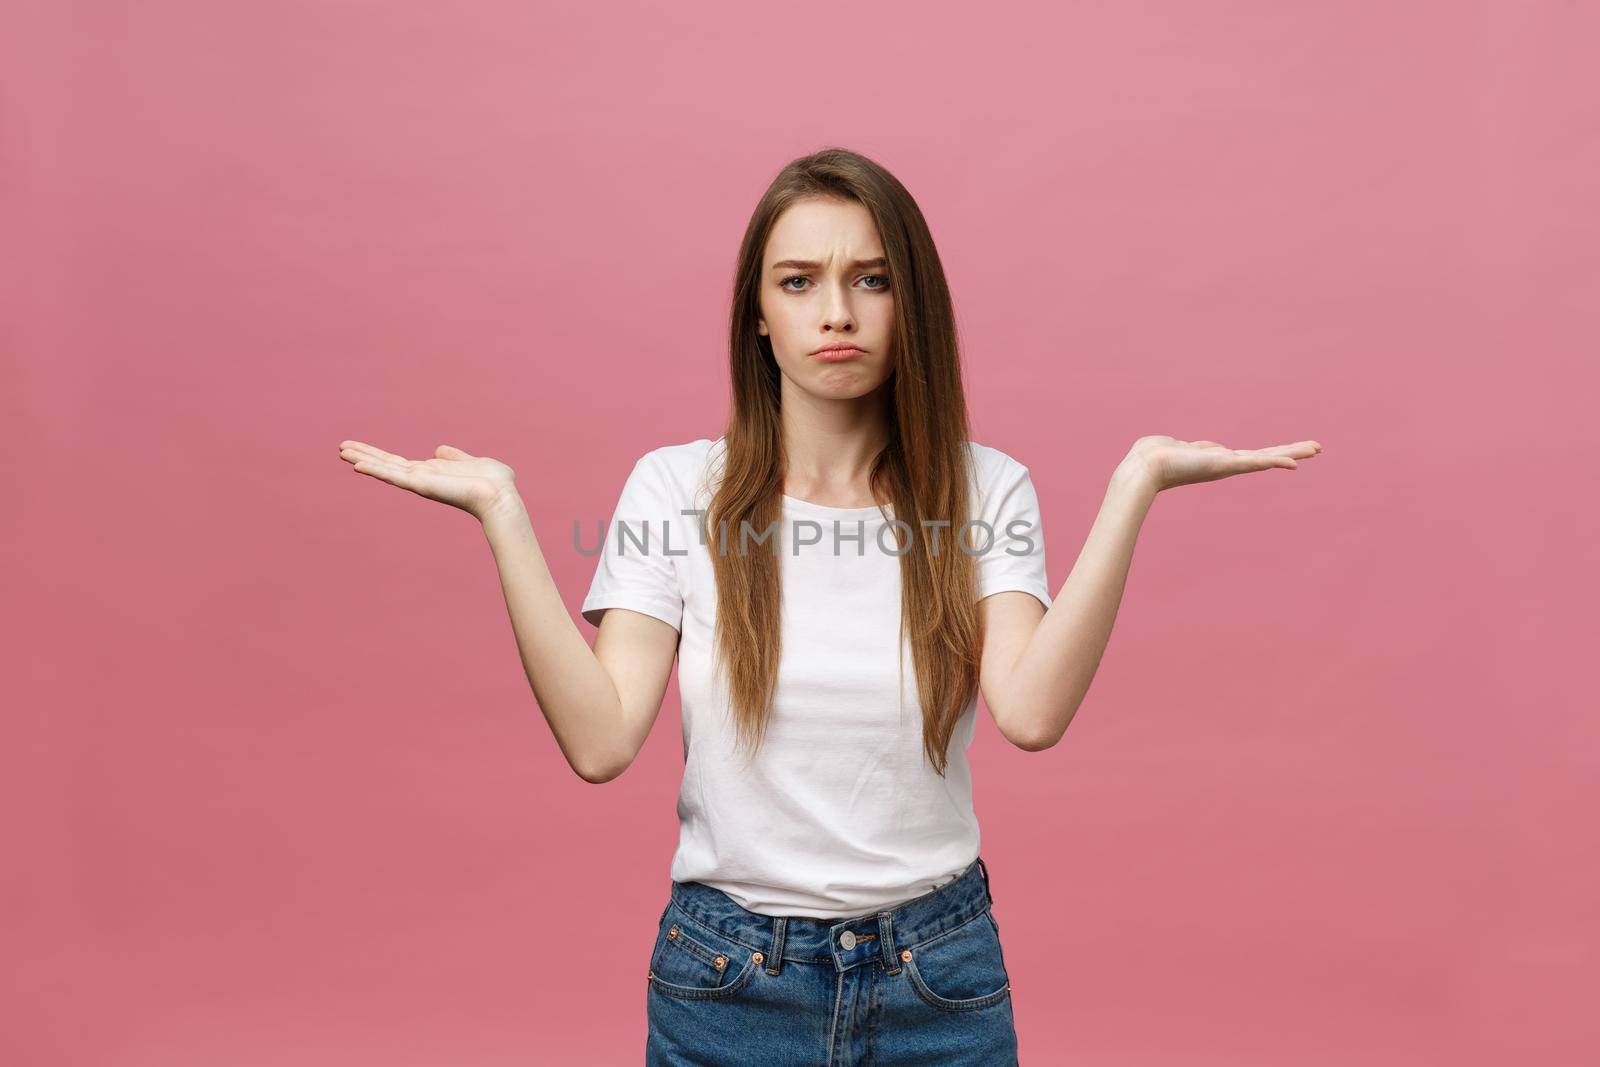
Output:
[435, 444, 474, 460]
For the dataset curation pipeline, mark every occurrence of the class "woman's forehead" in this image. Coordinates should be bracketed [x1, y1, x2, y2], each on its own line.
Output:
[765, 199, 885, 266]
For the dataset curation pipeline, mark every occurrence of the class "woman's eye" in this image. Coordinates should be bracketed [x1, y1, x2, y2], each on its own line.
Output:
[779, 275, 890, 292]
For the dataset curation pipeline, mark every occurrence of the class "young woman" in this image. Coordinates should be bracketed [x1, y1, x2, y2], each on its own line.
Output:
[338, 147, 1322, 1065]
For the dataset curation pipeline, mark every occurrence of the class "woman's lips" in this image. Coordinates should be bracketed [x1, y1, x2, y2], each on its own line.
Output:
[813, 347, 863, 362]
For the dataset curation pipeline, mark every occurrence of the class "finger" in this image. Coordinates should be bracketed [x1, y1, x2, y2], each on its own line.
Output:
[339, 446, 376, 467]
[1250, 441, 1322, 459]
[436, 444, 475, 460]
[341, 442, 411, 466]
[352, 459, 428, 492]
[1225, 450, 1296, 471]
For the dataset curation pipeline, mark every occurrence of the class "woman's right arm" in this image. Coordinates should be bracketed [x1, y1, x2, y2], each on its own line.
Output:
[339, 440, 676, 784]
[479, 490, 678, 783]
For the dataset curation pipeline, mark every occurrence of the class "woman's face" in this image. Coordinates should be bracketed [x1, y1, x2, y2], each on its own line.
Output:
[757, 196, 895, 401]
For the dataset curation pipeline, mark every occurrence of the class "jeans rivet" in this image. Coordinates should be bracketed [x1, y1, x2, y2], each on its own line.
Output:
[900, 949, 913, 962]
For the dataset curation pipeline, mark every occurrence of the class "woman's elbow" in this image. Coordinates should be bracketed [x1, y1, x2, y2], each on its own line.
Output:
[574, 759, 626, 784]
[995, 703, 1072, 752]
[570, 742, 637, 784]
[1008, 727, 1060, 753]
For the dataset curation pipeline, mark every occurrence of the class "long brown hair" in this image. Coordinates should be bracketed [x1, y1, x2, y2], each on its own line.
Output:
[705, 146, 982, 776]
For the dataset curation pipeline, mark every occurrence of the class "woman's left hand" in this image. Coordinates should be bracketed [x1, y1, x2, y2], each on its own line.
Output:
[1122, 435, 1324, 492]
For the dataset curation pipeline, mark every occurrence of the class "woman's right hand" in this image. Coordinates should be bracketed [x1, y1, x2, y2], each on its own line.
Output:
[338, 440, 517, 521]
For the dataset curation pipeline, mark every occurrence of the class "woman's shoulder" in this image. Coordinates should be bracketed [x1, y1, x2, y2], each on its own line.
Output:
[639, 436, 722, 474]
[631, 436, 723, 507]
[964, 440, 1045, 520]
[965, 439, 1032, 481]
[637, 435, 718, 467]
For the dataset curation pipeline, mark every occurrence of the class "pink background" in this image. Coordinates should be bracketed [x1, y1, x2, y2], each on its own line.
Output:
[5, 2, 1595, 1064]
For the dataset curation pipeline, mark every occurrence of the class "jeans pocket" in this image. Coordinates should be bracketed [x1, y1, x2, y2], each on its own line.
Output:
[647, 903, 763, 1002]
[901, 906, 1012, 1012]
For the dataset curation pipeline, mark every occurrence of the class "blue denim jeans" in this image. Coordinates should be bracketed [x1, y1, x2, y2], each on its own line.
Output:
[645, 855, 1019, 1065]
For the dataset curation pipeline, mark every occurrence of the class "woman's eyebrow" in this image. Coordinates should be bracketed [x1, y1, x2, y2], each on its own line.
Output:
[769, 257, 888, 271]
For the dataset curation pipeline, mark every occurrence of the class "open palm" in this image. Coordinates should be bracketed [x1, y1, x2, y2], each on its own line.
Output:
[338, 440, 516, 519]
[1128, 435, 1323, 491]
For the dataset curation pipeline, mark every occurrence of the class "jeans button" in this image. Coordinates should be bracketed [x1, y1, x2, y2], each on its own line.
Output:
[840, 930, 857, 949]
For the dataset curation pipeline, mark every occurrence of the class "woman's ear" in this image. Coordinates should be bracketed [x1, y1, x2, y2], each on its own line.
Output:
[757, 318, 768, 336]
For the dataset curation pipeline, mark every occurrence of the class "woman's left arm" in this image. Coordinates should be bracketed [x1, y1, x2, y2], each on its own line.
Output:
[981, 435, 1323, 751]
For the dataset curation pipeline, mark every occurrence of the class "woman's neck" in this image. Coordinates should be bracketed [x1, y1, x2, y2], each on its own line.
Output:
[779, 396, 892, 506]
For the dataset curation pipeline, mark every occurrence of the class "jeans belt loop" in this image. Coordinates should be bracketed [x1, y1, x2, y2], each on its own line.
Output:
[976, 855, 994, 905]
[765, 916, 787, 976]
[878, 910, 900, 975]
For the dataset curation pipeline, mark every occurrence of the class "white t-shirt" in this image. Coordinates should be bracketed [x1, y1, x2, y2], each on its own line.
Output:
[581, 436, 1052, 918]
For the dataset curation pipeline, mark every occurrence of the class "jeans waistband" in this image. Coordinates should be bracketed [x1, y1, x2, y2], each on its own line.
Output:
[667, 855, 994, 977]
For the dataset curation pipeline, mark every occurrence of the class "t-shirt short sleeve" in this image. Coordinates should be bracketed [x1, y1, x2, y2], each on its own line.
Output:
[975, 456, 1053, 610]
[581, 450, 686, 631]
